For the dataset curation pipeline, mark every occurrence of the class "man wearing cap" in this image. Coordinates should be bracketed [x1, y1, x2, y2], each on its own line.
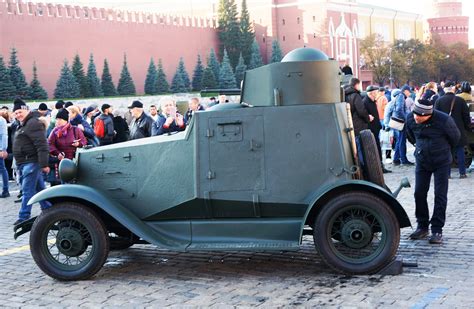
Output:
[434, 81, 471, 178]
[94, 104, 115, 146]
[128, 100, 154, 140]
[392, 85, 414, 166]
[11, 99, 51, 225]
[406, 99, 460, 244]
[36, 103, 51, 117]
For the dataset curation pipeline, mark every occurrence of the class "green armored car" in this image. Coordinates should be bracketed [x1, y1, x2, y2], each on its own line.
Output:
[15, 48, 411, 280]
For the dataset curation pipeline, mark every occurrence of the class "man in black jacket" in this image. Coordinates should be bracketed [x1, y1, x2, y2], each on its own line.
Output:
[12, 99, 51, 225]
[406, 99, 460, 244]
[434, 81, 471, 178]
[128, 101, 154, 140]
[344, 77, 371, 136]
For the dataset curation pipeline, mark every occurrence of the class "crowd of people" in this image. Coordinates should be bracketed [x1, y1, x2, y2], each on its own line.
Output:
[0, 94, 230, 225]
[345, 78, 473, 244]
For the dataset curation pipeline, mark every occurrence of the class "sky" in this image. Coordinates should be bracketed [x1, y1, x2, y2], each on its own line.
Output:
[28, 0, 474, 47]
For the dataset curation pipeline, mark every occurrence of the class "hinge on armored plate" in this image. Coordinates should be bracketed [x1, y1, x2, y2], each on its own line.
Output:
[123, 152, 132, 162]
[253, 194, 261, 217]
[207, 170, 215, 179]
[206, 129, 214, 138]
[96, 153, 104, 162]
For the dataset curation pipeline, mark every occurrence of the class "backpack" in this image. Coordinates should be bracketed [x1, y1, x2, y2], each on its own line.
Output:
[94, 118, 105, 138]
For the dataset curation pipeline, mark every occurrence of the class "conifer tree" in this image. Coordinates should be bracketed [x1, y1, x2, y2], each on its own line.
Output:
[208, 49, 221, 82]
[144, 58, 158, 95]
[201, 66, 217, 89]
[71, 54, 89, 97]
[270, 40, 283, 63]
[249, 39, 264, 69]
[0, 56, 16, 101]
[170, 68, 187, 93]
[101, 59, 117, 97]
[8, 48, 29, 98]
[234, 53, 247, 89]
[54, 60, 80, 99]
[27, 62, 48, 100]
[240, 0, 255, 66]
[86, 54, 103, 97]
[156, 59, 169, 94]
[219, 49, 237, 89]
[117, 55, 136, 96]
[177, 58, 190, 90]
[217, 0, 240, 67]
[191, 54, 204, 91]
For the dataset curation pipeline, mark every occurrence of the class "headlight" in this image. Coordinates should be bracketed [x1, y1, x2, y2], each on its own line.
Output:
[59, 159, 77, 182]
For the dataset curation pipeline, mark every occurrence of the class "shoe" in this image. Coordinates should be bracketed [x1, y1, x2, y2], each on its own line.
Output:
[17, 191, 22, 199]
[0, 191, 10, 198]
[382, 167, 392, 173]
[460, 174, 467, 179]
[392, 160, 401, 166]
[14, 198, 22, 203]
[401, 161, 415, 166]
[429, 233, 443, 244]
[409, 228, 429, 240]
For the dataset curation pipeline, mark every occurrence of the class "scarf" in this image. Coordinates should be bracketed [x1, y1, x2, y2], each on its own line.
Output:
[53, 122, 71, 138]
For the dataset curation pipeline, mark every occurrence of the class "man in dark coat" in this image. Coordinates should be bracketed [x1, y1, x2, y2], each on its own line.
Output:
[434, 81, 471, 178]
[12, 99, 51, 225]
[128, 101, 154, 140]
[344, 77, 370, 136]
[406, 99, 460, 244]
[94, 104, 115, 146]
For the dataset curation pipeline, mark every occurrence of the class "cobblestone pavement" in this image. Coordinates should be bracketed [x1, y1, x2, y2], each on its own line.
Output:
[1, 163, 473, 308]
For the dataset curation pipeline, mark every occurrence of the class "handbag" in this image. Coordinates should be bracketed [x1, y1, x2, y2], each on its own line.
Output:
[389, 116, 405, 131]
[448, 96, 456, 116]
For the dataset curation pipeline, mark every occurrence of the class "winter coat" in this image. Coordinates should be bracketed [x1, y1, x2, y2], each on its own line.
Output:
[129, 112, 154, 140]
[13, 111, 49, 168]
[421, 89, 439, 105]
[344, 85, 370, 135]
[48, 123, 87, 160]
[95, 113, 115, 144]
[406, 110, 460, 170]
[70, 114, 95, 140]
[434, 93, 470, 146]
[152, 114, 186, 136]
[393, 92, 408, 121]
[113, 116, 130, 143]
[184, 105, 204, 125]
[384, 100, 396, 128]
[0, 117, 7, 152]
[363, 95, 382, 134]
[457, 92, 472, 103]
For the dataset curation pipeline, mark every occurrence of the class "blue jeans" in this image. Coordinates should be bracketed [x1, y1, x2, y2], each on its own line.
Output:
[18, 163, 51, 221]
[393, 130, 409, 163]
[0, 157, 8, 193]
[454, 145, 466, 175]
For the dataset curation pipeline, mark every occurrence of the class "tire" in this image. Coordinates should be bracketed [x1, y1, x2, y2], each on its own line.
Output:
[314, 192, 400, 275]
[359, 129, 385, 187]
[30, 202, 110, 281]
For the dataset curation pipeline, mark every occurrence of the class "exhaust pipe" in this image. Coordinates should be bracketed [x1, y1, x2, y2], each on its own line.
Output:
[392, 177, 411, 198]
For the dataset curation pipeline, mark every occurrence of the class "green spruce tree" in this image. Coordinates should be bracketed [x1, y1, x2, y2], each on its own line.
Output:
[201, 66, 217, 89]
[8, 48, 29, 98]
[54, 60, 80, 99]
[177, 58, 190, 90]
[191, 54, 204, 91]
[240, 0, 255, 65]
[234, 53, 247, 88]
[219, 49, 237, 89]
[208, 49, 221, 82]
[27, 62, 48, 100]
[170, 68, 187, 93]
[270, 40, 283, 63]
[156, 59, 169, 94]
[101, 59, 117, 96]
[218, 0, 241, 67]
[249, 39, 264, 69]
[71, 54, 89, 97]
[117, 55, 136, 96]
[87, 54, 103, 97]
[0, 56, 16, 101]
[144, 58, 158, 95]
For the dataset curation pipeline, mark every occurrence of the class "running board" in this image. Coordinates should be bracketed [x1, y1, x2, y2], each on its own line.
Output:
[13, 217, 37, 240]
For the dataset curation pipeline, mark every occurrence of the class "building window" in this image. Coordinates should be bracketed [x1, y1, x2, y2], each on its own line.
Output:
[66, 7, 71, 17]
[282, 19, 285, 25]
[57, 6, 62, 17]
[313, 33, 316, 38]
[297, 17, 300, 24]
[283, 36, 286, 41]
[313, 16, 316, 22]
[37, 5, 43, 16]
[84, 9, 89, 18]
[28, 3, 34, 15]
[298, 34, 301, 40]
[339, 39, 347, 55]
[17, 2, 23, 14]
[47, 5, 54, 16]
[263, 37, 266, 43]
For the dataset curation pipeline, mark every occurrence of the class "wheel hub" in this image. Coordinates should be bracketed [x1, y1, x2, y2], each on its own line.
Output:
[340, 219, 373, 249]
[56, 227, 87, 257]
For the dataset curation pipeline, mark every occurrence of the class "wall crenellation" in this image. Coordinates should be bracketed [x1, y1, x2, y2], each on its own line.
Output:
[1, 0, 216, 28]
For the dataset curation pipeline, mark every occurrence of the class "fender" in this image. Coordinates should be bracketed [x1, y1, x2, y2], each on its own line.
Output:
[28, 184, 188, 250]
[301, 180, 411, 237]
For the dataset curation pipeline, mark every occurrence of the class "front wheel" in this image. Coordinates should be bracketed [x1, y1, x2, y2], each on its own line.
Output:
[314, 192, 400, 275]
[30, 202, 110, 281]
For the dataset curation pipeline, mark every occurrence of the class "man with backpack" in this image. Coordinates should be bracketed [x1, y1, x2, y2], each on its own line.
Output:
[94, 104, 115, 146]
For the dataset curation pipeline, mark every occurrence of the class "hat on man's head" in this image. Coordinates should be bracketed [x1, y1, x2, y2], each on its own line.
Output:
[128, 100, 143, 109]
[64, 101, 74, 108]
[55, 100, 65, 110]
[83, 105, 95, 116]
[444, 81, 455, 89]
[366, 85, 378, 92]
[38, 103, 48, 111]
[101, 103, 111, 112]
[400, 85, 411, 93]
[413, 99, 433, 116]
[13, 98, 28, 112]
[55, 108, 69, 121]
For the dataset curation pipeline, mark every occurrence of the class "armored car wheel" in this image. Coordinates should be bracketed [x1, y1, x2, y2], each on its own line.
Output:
[30, 202, 110, 281]
[359, 130, 385, 187]
[314, 192, 400, 275]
